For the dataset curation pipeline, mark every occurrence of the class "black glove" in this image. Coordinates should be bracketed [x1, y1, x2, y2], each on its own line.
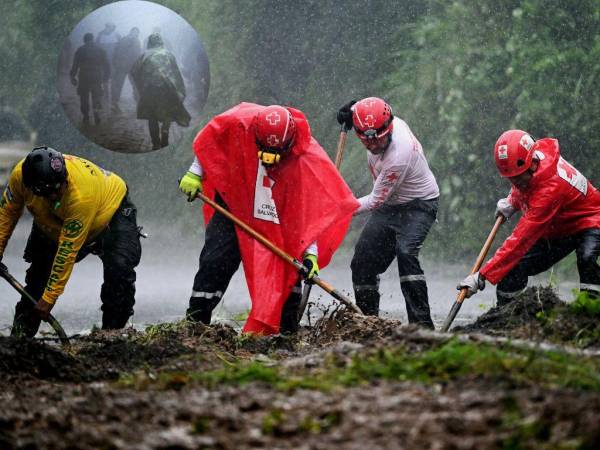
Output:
[337, 100, 356, 131]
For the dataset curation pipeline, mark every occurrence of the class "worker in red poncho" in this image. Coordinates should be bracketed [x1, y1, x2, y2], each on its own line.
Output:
[178, 103, 359, 334]
[459, 129, 600, 304]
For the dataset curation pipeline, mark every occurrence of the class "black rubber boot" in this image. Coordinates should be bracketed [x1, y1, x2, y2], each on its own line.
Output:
[354, 288, 380, 316]
[101, 310, 131, 329]
[11, 300, 41, 338]
[186, 307, 212, 325]
[279, 291, 301, 334]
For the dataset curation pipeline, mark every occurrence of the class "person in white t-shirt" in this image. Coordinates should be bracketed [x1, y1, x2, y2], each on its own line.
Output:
[337, 97, 440, 328]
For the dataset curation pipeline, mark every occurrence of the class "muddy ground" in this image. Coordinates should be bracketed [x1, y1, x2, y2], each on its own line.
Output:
[1, 288, 600, 449]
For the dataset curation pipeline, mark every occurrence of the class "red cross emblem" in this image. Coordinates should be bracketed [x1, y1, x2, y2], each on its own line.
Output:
[266, 134, 280, 147]
[363, 99, 376, 107]
[364, 114, 376, 128]
[558, 159, 576, 179]
[385, 172, 399, 183]
[266, 112, 281, 126]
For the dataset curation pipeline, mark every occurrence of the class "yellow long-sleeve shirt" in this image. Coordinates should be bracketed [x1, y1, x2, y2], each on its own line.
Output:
[0, 155, 127, 304]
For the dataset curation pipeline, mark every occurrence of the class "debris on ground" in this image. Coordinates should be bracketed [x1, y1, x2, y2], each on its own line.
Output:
[1, 296, 600, 449]
[455, 286, 600, 348]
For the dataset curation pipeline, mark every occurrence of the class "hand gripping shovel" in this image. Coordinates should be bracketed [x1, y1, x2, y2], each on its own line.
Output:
[441, 215, 504, 332]
[196, 192, 362, 315]
[0, 263, 70, 346]
[298, 125, 350, 322]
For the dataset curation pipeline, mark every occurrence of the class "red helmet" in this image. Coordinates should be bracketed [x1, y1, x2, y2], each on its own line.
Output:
[494, 129, 536, 178]
[352, 97, 394, 141]
[254, 105, 296, 165]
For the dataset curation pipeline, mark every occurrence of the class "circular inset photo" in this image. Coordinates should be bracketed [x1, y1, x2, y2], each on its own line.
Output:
[57, 0, 209, 153]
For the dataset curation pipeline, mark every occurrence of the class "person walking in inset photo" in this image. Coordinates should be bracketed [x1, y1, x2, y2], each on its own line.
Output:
[111, 27, 142, 114]
[70, 33, 110, 126]
[130, 33, 190, 150]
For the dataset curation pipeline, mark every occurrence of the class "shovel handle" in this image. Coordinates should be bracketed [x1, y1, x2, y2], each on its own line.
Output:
[441, 215, 505, 332]
[0, 266, 70, 346]
[334, 128, 348, 170]
[197, 192, 362, 314]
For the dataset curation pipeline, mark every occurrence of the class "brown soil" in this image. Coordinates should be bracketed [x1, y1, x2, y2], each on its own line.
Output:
[1, 300, 599, 449]
[455, 286, 600, 348]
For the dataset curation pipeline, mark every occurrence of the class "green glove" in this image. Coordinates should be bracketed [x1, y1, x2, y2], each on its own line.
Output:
[179, 171, 203, 202]
[301, 254, 319, 280]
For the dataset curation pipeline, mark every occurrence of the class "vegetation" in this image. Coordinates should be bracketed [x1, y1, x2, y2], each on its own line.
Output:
[118, 339, 600, 392]
[1, 1, 599, 258]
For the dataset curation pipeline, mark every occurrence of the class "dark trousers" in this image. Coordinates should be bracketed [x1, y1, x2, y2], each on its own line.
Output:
[79, 83, 103, 120]
[111, 71, 135, 106]
[496, 228, 600, 305]
[12, 194, 142, 337]
[351, 198, 438, 328]
[148, 120, 171, 149]
[187, 194, 302, 333]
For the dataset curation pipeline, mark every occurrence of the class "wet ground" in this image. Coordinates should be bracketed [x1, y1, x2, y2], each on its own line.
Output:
[57, 75, 191, 153]
[1, 288, 600, 449]
[2, 217, 576, 337]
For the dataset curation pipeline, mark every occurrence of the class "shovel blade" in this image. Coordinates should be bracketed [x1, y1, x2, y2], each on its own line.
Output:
[441, 301, 463, 332]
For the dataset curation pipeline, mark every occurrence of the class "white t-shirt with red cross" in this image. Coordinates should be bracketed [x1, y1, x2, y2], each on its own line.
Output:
[356, 117, 439, 215]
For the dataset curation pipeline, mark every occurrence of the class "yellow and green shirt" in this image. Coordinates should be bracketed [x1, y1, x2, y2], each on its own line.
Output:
[0, 155, 126, 304]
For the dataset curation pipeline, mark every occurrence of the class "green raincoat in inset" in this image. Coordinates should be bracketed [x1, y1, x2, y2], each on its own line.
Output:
[130, 33, 191, 126]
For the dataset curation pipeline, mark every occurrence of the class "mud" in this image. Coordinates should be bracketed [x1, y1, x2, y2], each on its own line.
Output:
[1, 298, 600, 449]
[455, 286, 600, 348]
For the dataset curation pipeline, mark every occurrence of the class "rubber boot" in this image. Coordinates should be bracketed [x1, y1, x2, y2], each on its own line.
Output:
[11, 300, 41, 338]
[280, 293, 301, 335]
[186, 296, 220, 325]
[102, 311, 130, 330]
[354, 288, 380, 316]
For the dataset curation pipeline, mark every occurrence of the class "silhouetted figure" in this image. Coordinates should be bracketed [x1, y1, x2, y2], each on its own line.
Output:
[70, 33, 110, 126]
[96, 22, 121, 65]
[97, 23, 121, 106]
[143, 27, 174, 53]
[131, 33, 190, 150]
[111, 27, 142, 113]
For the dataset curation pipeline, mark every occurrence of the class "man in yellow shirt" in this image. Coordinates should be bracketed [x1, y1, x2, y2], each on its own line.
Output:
[0, 146, 142, 336]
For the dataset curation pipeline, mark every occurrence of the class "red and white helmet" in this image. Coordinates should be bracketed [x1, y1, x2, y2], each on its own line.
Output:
[352, 97, 394, 141]
[494, 129, 536, 178]
[254, 105, 296, 152]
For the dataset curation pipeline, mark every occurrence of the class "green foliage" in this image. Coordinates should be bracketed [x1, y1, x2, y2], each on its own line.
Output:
[570, 290, 600, 316]
[3, 1, 599, 257]
[262, 408, 285, 435]
[120, 340, 600, 392]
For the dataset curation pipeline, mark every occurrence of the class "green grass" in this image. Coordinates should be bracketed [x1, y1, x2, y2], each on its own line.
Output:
[118, 340, 600, 392]
[136, 320, 194, 344]
[570, 291, 600, 317]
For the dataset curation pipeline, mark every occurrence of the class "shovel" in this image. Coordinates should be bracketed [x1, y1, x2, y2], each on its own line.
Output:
[441, 215, 504, 332]
[197, 191, 362, 314]
[0, 263, 70, 346]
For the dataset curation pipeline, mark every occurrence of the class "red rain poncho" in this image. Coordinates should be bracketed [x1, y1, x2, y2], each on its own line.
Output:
[193, 103, 359, 333]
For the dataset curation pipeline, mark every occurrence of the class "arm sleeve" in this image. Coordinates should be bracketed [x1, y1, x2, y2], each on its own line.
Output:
[507, 188, 522, 211]
[41, 201, 96, 304]
[188, 156, 203, 177]
[303, 241, 318, 257]
[481, 188, 562, 284]
[0, 171, 25, 257]
[355, 164, 408, 215]
[70, 49, 80, 78]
